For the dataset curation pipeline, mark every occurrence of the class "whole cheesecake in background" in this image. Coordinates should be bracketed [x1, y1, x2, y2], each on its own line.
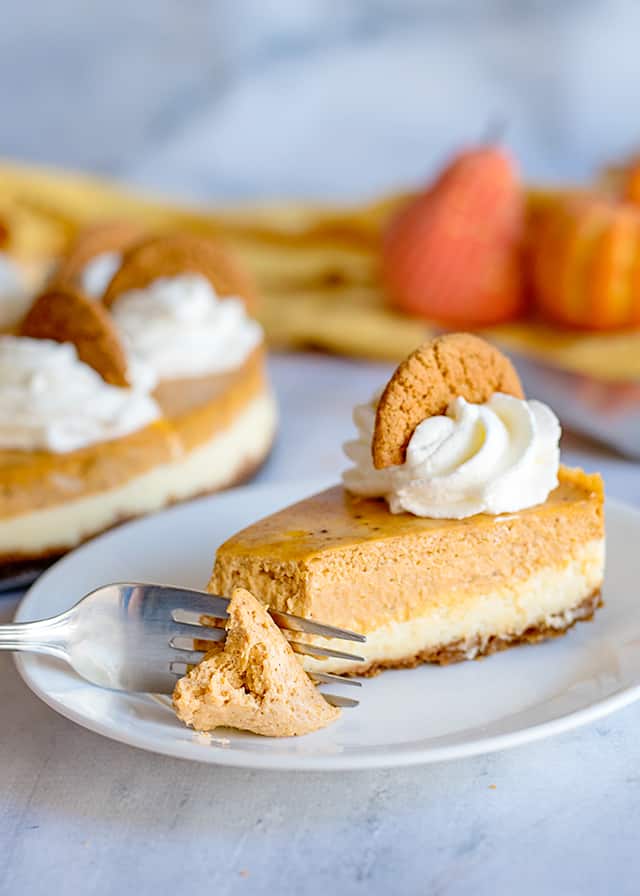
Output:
[210, 334, 604, 675]
[0, 232, 276, 567]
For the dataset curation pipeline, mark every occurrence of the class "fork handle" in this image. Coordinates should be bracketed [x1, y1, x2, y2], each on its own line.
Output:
[0, 617, 69, 659]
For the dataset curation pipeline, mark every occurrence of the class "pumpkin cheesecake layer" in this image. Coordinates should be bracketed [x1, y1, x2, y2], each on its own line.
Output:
[154, 344, 267, 452]
[0, 346, 275, 562]
[210, 466, 604, 675]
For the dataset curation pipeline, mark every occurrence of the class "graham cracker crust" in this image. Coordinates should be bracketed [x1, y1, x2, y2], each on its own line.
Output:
[0, 440, 273, 571]
[348, 588, 603, 678]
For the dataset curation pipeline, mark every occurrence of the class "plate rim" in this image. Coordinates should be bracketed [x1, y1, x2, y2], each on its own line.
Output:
[13, 484, 640, 771]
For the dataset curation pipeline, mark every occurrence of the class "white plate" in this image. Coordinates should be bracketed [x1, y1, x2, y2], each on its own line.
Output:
[14, 480, 640, 771]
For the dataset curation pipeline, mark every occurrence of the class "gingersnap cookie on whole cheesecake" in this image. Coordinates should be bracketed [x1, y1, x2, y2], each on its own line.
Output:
[52, 219, 147, 299]
[102, 233, 258, 312]
[0, 234, 276, 566]
[102, 233, 275, 471]
[21, 285, 131, 386]
[210, 333, 604, 676]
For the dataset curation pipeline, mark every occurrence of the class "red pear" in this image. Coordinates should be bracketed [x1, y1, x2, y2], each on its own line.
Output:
[383, 146, 526, 326]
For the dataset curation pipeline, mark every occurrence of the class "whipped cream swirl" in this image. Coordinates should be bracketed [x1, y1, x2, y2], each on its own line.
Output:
[0, 253, 33, 329]
[111, 273, 262, 381]
[0, 336, 160, 453]
[343, 391, 561, 518]
[81, 251, 122, 298]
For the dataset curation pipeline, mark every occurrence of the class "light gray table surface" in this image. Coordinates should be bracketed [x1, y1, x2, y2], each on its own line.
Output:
[2, 352, 640, 896]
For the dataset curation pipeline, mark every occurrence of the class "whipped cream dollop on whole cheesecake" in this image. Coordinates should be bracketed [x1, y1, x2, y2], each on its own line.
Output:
[343, 390, 561, 518]
[111, 273, 262, 380]
[0, 336, 160, 453]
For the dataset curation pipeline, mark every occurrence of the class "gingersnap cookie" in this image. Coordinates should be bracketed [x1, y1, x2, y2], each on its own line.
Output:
[101, 233, 257, 310]
[372, 333, 524, 469]
[53, 219, 146, 288]
[20, 286, 130, 387]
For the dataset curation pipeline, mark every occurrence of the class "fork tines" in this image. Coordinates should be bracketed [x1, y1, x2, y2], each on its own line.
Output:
[169, 593, 366, 708]
[171, 594, 366, 663]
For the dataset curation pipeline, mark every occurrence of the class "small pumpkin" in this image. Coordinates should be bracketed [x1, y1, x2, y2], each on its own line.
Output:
[529, 194, 640, 331]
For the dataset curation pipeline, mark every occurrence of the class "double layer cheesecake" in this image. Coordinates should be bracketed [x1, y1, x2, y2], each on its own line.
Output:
[210, 334, 605, 675]
[0, 233, 276, 566]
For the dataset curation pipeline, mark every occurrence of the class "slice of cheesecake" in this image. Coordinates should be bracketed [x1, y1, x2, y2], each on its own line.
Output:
[209, 466, 604, 675]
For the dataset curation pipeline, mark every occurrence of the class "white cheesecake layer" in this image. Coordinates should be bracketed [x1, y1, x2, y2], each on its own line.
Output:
[1, 391, 276, 556]
[305, 538, 605, 674]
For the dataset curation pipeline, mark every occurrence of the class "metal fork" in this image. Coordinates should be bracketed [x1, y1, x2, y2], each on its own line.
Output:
[2, 583, 365, 707]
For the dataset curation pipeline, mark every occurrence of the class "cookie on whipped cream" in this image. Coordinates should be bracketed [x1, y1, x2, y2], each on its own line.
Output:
[102, 233, 257, 311]
[53, 220, 146, 298]
[346, 334, 559, 519]
[21, 285, 131, 386]
[373, 333, 524, 469]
